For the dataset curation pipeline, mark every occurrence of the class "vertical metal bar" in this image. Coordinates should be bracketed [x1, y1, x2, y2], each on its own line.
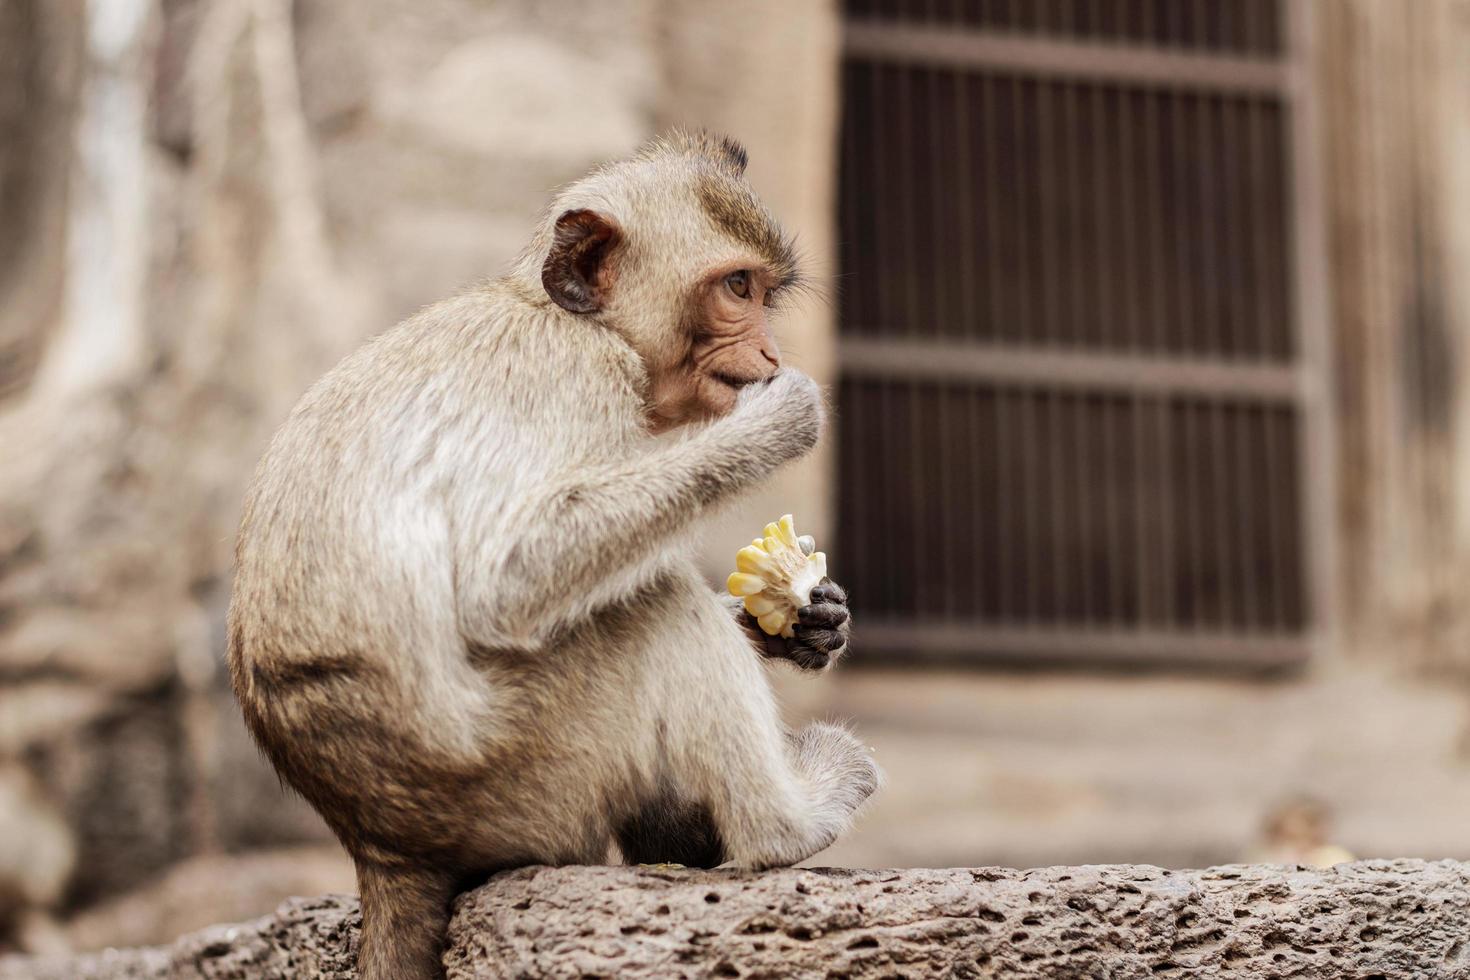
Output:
[1129, 0, 1145, 47]
[1110, 82, 1140, 628]
[1260, 390, 1287, 629]
[866, 61, 897, 619]
[1259, 43, 1291, 631]
[1142, 82, 1177, 628]
[1244, 12, 1288, 630]
[1075, 79, 1104, 624]
[953, 69, 979, 341]
[1034, 73, 1057, 626]
[838, 59, 868, 618]
[1135, 4, 1163, 627]
[1285, 0, 1338, 654]
[1035, 4, 1066, 626]
[924, 44, 958, 619]
[1088, 81, 1110, 622]
[984, 73, 1015, 622]
[1042, 74, 1069, 624]
[1114, 84, 1144, 629]
[980, 73, 1003, 344]
[1175, 396, 1198, 631]
[1051, 2, 1079, 627]
[896, 63, 921, 344]
[1044, 385, 1066, 625]
[896, 56, 926, 620]
[1035, 84, 1056, 347]
[1169, 79, 1206, 631]
[998, 387, 1017, 623]
[1239, 4, 1262, 331]
[1165, 94, 1195, 359]
[1266, 405, 1295, 628]
[955, 66, 984, 616]
[1218, 94, 1261, 632]
[968, 385, 986, 619]
[1196, 97, 1224, 361]
[1194, 89, 1235, 631]
[836, 376, 856, 605]
[1007, 67, 1042, 624]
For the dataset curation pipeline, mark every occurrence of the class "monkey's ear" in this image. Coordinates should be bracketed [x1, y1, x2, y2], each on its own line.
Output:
[542, 209, 622, 314]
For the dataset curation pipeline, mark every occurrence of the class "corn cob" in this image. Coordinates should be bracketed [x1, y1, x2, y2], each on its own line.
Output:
[725, 514, 827, 638]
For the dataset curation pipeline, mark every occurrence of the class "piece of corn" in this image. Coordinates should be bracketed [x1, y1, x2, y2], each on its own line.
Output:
[726, 514, 828, 638]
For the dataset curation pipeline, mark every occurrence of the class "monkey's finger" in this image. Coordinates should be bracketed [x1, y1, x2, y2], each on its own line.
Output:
[793, 624, 848, 656]
[750, 625, 793, 661]
[764, 632, 796, 660]
[809, 581, 848, 607]
[798, 602, 849, 629]
[788, 645, 831, 671]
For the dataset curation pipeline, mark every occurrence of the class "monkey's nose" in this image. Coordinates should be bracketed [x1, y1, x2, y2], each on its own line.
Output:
[759, 339, 781, 373]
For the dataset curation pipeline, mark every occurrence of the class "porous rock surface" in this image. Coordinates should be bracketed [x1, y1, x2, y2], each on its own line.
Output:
[4, 860, 1469, 978]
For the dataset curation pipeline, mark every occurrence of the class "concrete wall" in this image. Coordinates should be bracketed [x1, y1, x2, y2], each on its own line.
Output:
[1321, 0, 1470, 668]
[0, 0, 842, 941]
[302, 0, 843, 578]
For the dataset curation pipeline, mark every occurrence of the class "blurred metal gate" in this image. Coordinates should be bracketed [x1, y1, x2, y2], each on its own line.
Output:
[835, 0, 1333, 668]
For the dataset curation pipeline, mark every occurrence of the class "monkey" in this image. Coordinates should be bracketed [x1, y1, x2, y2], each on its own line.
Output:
[226, 131, 880, 980]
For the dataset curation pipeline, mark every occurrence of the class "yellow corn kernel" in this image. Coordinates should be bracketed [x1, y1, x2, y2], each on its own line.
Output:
[725, 514, 828, 638]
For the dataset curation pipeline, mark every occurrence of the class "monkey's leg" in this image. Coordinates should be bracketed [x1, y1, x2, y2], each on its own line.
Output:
[658, 634, 880, 869]
[355, 861, 458, 980]
[784, 720, 883, 823]
[616, 791, 726, 869]
[716, 721, 878, 869]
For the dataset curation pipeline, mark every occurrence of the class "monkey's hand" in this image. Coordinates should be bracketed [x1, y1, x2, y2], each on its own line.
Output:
[728, 368, 825, 466]
[746, 579, 850, 672]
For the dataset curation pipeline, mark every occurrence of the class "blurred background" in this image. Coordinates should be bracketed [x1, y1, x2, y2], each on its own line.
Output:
[2, 0, 1469, 958]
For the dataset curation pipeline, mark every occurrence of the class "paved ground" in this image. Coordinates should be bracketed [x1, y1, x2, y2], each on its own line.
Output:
[778, 658, 1470, 870]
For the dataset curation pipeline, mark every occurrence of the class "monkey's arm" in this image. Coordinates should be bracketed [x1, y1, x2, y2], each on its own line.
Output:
[724, 581, 851, 671]
[457, 371, 823, 649]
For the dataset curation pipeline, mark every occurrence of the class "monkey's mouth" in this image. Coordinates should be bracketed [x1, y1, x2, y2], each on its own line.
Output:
[709, 370, 768, 391]
[708, 371, 750, 391]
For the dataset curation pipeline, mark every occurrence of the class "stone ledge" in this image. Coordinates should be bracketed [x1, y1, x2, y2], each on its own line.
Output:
[3, 860, 1468, 978]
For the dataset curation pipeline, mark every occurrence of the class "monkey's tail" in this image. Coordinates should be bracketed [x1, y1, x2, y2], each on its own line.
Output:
[355, 861, 458, 980]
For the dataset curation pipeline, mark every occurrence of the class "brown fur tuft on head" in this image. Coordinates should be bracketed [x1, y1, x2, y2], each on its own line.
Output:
[634, 130, 800, 289]
[693, 175, 801, 291]
[636, 128, 749, 176]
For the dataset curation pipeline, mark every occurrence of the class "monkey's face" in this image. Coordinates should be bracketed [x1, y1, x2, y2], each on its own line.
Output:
[645, 265, 782, 431]
[536, 133, 802, 433]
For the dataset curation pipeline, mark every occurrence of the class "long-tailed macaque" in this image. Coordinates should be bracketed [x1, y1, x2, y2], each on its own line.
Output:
[228, 132, 879, 980]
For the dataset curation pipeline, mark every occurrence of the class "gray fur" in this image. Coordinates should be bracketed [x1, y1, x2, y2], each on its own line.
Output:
[226, 132, 880, 980]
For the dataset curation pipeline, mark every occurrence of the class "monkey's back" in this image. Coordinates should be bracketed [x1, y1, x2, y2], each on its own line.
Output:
[225, 282, 667, 860]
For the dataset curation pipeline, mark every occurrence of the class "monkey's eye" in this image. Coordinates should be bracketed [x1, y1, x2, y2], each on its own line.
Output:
[762, 286, 777, 308]
[725, 270, 751, 299]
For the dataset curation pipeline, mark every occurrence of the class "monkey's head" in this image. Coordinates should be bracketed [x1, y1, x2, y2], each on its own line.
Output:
[529, 131, 802, 432]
